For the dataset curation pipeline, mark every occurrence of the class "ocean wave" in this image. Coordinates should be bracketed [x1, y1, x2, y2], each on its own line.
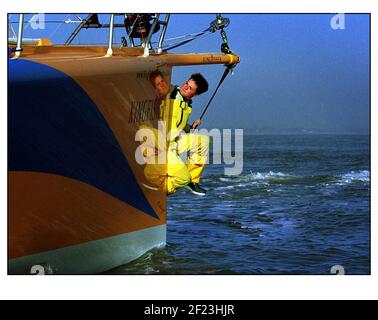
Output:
[215, 185, 240, 191]
[220, 171, 292, 183]
[249, 171, 292, 180]
[339, 170, 370, 184]
[216, 170, 370, 189]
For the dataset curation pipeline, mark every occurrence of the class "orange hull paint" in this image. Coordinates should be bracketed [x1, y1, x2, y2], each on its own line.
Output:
[9, 172, 165, 259]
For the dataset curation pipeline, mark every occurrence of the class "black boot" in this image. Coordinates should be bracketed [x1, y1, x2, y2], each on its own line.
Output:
[184, 183, 207, 196]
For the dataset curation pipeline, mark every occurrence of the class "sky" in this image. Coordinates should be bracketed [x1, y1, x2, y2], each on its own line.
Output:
[9, 13, 370, 133]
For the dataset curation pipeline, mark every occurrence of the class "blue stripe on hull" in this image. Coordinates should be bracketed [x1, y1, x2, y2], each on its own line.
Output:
[9, 59, 158, 219]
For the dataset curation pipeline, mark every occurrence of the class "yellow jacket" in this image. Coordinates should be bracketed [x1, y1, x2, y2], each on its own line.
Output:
[164, 86, 192, 142]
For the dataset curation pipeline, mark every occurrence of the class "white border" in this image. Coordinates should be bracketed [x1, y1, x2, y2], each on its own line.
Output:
[1, 0, 376, 300]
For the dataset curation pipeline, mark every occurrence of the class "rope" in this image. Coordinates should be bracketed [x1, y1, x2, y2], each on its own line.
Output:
[162, 27, 211, 52]
[152, 29, 213, 43]
[8, 15, 17, 38]
[200, 66, 232, 121]
[126, 14, 140, 38]
[9, 20, 71, 24]
[48, 14, 69, 39]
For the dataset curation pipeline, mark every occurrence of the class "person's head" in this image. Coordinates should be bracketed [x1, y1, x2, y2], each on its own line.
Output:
[180, 73, 208, 99]
[149, 70, 170, 97]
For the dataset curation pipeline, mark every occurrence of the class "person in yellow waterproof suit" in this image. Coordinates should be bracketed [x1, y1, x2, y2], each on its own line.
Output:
[165, 74, 210, 196]
[147, 71, 210, 196]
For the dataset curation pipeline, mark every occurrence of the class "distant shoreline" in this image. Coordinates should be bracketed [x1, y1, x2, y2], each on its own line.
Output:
[209, 130, 370, 136]
[242, 132, 370, 136]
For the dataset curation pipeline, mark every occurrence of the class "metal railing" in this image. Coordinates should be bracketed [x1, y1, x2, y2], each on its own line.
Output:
[8, 13, 236, 59]
[10, 13, 172, 58]
[11, 14, 24, 59]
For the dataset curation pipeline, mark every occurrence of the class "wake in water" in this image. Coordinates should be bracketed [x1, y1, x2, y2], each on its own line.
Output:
[214, 170, 370, 190]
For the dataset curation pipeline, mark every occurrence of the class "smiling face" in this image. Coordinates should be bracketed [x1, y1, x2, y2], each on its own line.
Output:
[180, 79, 198, 99]
[153, 75, 170, 97]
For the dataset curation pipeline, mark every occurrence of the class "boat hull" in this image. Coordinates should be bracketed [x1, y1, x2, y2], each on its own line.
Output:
[8, 45, 240, 274]
[8, 50, 168, 274]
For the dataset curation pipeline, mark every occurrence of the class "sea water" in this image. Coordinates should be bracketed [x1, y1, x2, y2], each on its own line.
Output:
[112, 134, 370, 275]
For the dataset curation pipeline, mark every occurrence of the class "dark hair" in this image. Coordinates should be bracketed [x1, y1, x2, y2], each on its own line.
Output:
[190, 73, 208, 95]
[149, 70, 164, 86]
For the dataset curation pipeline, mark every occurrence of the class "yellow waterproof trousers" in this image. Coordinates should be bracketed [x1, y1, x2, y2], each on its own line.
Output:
[167, 133, 210, 195]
